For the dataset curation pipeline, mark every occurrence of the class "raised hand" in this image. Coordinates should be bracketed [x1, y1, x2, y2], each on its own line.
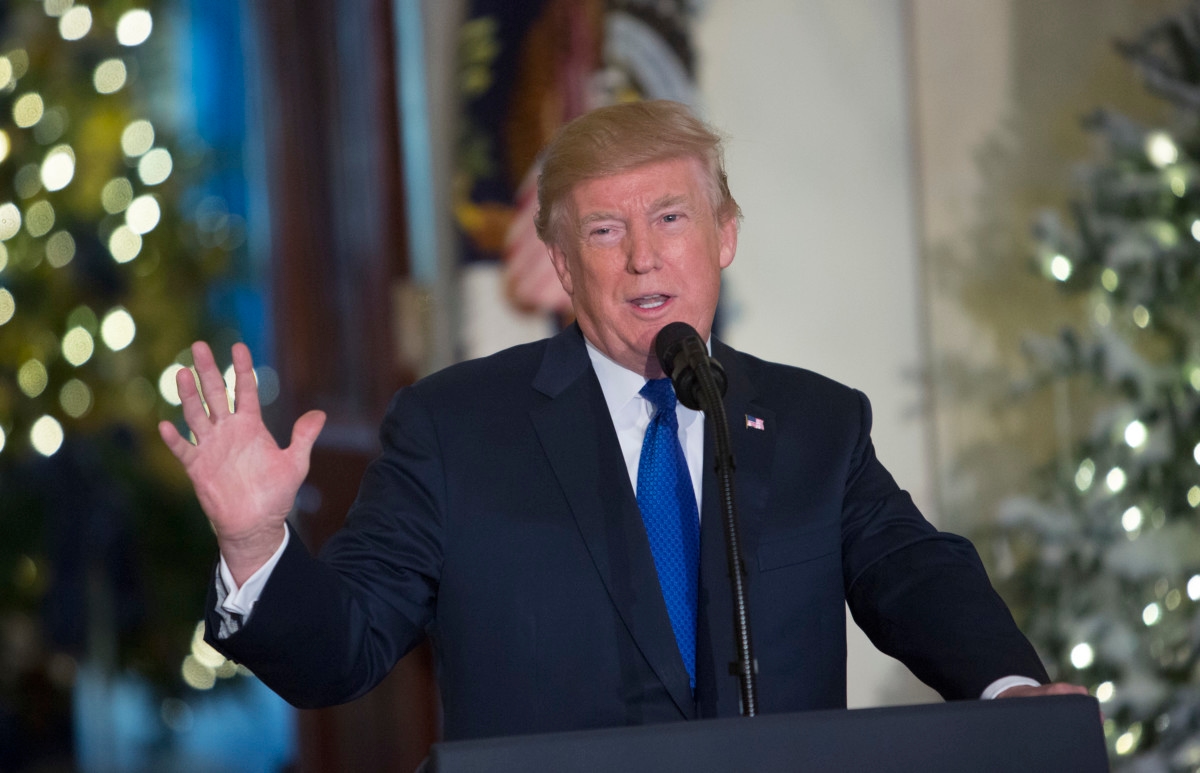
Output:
[159, 342, 326, 585]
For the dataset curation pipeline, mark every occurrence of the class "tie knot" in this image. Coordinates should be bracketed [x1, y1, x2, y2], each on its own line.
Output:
[640, 378, 677, 418]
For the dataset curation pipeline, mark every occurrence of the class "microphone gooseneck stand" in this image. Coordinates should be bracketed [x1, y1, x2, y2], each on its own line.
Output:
[655, 323, 759, 717]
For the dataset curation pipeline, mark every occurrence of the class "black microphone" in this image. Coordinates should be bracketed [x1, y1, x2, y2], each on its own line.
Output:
[654, 321, 727, 411]
[654, 321, 758, 715]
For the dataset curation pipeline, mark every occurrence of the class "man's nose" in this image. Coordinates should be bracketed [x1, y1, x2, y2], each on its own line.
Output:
[625, 227, 661, 274]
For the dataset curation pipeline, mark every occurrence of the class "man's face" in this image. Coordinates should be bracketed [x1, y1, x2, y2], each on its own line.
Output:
[548, 157, 738, 378]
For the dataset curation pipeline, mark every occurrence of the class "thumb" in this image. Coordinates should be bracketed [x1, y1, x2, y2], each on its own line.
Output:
[288, 409, 327, 462]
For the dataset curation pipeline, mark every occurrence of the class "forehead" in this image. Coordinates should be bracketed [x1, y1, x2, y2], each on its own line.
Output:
[568, 157, 709, 216]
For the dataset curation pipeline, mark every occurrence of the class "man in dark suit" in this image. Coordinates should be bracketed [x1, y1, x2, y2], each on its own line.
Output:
[160, 100, 1084, 741]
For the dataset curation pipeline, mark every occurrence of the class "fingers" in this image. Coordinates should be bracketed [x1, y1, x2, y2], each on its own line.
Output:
[997, 682, 1090, 699]
[176, 363, 213, 438]
[191, 341, 231, 418]
[287, 410, 327, 470]
[158, 419, 193, 460]
[230, 342, 262, 418]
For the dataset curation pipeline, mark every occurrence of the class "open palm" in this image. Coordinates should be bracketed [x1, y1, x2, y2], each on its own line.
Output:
[159, 341, 325, 583]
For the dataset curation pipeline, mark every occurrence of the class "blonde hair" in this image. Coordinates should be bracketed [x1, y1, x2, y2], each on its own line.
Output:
[534, 100, 740, 250]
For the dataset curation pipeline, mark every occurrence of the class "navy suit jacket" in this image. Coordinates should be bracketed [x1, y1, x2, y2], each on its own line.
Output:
[207, 324, 1048, 740]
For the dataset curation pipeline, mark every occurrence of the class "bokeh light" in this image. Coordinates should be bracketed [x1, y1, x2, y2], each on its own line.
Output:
[62, 326, 94, 366]
[25, 200, 55, 237]
[60, 379, 92, 418]
[1146, 132, 1179, 168]
[1049, 254, 1072, 281]
[13, 93, 44, 128]
[1121, 506, 1143, 533]
[191, 622, 226, 669]
[93, 59, 127, 94]
[7, 51, 28, 80]
[1074, 458, 1094, 491]
[159, 364, 186, 406]
[125, 194, 160, 234]
[256, 366, 281, 406]
[1124, 420, 1147, 449]
[101, 177, 133, 213]
[138, 148, 172, 185]
[161, 698, 193, 734]
[30, 416, 64, 457]
[59, 5, 92, 40]
[117, 10, 153, 46]
[16, 164, 43, 198]
[66, 304, 98, 334]
[0, 130, 10, 164]
[43, 0, 75, 17]
[18, 359, 48, 398]
[181, 654, 216, 691]
[100, 307, 135, 350]
[1070, 642, 1094, 669]
[120, 119, 154, 157]
[33, 107, 67, 145]
[0, 58, 12, 90]
[108, 225, 142, 263]
[1107, 467, 1127, 493]
[45, 230, 76, 268]
[40, 145, 75, 191]
[0, 203, 21, 240]
[0, 288, 14, 324]
[1169, 168, 1188, 196]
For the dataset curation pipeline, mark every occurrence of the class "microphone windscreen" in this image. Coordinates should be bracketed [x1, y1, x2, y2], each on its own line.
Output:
[654, 321, 702, 378]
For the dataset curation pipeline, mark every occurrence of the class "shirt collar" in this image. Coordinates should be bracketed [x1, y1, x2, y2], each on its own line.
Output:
[583, 336, 707, 432]
[584, 339, 648, 431]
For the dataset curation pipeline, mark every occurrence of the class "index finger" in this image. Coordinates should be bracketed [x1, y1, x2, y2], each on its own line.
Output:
[192, 341, 232, 419]
[230, 342, 262, 418]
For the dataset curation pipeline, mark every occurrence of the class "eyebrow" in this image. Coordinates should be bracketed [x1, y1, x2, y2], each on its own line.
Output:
[649, 194, 691, 212]
[577, 194, 694, 226]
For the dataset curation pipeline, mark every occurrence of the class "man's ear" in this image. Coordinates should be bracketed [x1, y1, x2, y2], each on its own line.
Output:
[548, 245, 574, 296]
[718, 216, 738, 270]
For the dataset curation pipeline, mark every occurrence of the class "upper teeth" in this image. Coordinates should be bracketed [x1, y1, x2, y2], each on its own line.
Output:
[635, 296, 666, 309]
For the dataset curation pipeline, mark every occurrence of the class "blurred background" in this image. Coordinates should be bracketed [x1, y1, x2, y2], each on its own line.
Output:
[0, 0, 1198, 770]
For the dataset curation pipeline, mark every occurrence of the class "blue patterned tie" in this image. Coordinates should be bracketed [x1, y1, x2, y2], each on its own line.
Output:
[637, 378, 701, 689]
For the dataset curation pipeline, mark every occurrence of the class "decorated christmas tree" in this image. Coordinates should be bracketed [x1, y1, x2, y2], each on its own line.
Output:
[0, 1, 252, 763]
[989, 5, 1200, 768]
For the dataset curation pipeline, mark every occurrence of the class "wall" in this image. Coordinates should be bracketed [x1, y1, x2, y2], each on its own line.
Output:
[696, 0, 936, 707]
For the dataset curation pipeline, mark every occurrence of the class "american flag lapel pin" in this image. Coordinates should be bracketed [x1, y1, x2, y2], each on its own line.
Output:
[745, 414, 765, 431]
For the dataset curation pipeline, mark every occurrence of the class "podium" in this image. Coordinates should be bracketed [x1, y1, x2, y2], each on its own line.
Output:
[426, 695, 1107, 772]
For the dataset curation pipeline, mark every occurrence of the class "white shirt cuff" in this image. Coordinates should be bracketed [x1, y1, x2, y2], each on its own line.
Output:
[219, 526, 290, 618]
[980, 675, 1041, 699]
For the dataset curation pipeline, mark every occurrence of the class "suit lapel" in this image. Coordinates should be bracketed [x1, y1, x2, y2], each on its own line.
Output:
[695, 339, 776, 717]
[530, 326, 697, 718]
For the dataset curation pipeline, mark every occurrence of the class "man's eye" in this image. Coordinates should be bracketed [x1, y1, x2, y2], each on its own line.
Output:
[591, 227, 611, 236]
[662, 213, 680, 223]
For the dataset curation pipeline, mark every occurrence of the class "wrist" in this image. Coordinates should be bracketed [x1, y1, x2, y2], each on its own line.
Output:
[218, 523, 287, 586]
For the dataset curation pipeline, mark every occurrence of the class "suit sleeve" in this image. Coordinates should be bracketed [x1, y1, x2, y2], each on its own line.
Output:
[204, 387, 444, 709]
[839, 390, 1049, 699]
